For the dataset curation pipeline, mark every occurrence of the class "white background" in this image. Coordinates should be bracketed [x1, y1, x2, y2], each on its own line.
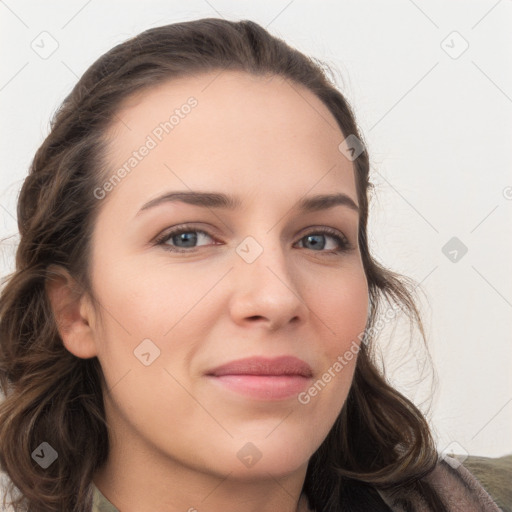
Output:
[1, 0, 511, 457]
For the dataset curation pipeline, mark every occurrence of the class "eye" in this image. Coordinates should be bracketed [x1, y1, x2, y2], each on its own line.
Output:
[154, 224, 352, 254]
[295, 227, 351, 254]
[154, 225, 217, 253]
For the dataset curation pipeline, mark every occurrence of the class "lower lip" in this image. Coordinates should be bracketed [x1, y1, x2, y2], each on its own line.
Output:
[207, 374, 311, 400]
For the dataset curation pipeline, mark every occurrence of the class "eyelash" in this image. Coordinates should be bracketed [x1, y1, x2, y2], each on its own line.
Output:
[153, 224, 353, 255]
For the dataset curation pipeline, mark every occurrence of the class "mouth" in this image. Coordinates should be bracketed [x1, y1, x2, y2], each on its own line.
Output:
[205, 355, 313, 401]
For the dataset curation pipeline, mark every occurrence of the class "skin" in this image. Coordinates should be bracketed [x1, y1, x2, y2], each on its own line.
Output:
[46, 70, 369, 512]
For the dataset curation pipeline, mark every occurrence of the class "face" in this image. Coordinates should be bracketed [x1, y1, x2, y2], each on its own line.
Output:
[87, 70, 369, 481]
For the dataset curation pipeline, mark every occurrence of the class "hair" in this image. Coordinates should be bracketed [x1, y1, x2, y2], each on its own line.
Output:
[0, 18, 446, 512]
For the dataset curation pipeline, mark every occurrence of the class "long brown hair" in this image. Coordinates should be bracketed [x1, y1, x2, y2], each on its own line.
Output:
[0, 18, 444, 511]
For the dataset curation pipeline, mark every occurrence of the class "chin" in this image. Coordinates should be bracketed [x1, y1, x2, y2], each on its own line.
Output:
[223, 435, 313, 479]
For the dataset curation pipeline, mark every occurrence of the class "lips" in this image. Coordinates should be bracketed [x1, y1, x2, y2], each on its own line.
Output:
[206, 356, 313, 400]
[206, 355, 313, 378]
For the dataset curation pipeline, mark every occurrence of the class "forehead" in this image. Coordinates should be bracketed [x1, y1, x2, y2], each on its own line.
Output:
[99, 70, 358, 215]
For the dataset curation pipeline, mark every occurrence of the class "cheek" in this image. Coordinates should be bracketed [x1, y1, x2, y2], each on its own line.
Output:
[89, 256, 217, 395]
[304, 268, 368, 406]
[92, 253, 199, 338]
[315, 267, 369, 351]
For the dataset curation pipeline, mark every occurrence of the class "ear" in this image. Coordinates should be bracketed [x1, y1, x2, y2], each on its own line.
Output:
[45, 265, 99, 359]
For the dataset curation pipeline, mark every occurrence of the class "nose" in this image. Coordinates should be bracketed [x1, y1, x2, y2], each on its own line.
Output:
[228, 236, 308, 331]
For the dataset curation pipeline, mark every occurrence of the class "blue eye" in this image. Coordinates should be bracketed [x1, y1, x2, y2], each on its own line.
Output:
[154, 225, 352, 254]
[297, 228, 350, 252]
[157, 228, 215, 252]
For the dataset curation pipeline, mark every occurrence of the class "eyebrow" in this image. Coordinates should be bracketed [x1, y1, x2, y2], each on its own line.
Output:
[135, 190, 359, 217]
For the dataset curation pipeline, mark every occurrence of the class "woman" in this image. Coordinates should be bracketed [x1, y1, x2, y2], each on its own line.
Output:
[0, 18, 502, 512]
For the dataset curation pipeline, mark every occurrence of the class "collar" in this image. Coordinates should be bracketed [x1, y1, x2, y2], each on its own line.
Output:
[91, 482, 120, 512]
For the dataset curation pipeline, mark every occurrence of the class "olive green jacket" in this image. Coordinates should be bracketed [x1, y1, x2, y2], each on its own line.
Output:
[91, 455, 511, 512]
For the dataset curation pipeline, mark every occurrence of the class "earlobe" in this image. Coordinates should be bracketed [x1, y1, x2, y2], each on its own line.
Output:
[45, 265, 98, 359]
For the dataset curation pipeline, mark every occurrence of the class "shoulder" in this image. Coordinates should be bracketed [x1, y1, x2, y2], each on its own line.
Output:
[377, 454, 509, 511]
[462, 454, 512, 511]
